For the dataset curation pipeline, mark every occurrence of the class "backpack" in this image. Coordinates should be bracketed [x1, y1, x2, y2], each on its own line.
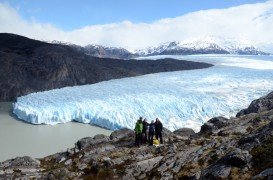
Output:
[149, 124, 155, 132]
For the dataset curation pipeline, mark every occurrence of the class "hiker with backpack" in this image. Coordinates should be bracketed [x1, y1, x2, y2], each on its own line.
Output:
[148, 120, 155, 146]
[155, 118, 163, 144]
[134, 117, 143, 147]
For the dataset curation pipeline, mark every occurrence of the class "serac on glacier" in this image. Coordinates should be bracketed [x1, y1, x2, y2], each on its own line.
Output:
[13, 55, 273, 131]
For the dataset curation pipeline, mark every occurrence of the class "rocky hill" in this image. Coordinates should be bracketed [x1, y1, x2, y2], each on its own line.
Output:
[0, 33, 212, 101]
[1, 91, 273, 179]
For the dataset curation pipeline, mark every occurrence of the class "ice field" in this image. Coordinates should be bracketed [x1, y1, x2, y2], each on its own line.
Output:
[13, 55, 273, 131]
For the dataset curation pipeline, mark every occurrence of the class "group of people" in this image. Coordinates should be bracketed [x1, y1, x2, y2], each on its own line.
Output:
[134, 117, 163, 147]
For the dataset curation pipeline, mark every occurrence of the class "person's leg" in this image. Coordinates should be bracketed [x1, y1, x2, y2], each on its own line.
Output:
[135, 133, 138, 146]
[151, 132, 154, 145]
[144, 131, 147, 144]
[149, 132, 153, 145]
[138, 133, 142, 145]
[155, 131, 159, 140]
[159, 132, 163, 144]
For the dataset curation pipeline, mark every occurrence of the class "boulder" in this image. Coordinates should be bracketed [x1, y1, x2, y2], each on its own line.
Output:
[253, 168, 273, 179]
[173, 128, 195, 137]
[217, 149, 251, 168]
[199, 117, 229, 135]
[0, 156, 40, 168]
[109, 128, 134, 141]
[236, 92, 273, 117]
[201, 164, 231, 179]
[76, 134, 110, 150]
[199, 122, 215, 135]
[207, 117, 229, 129]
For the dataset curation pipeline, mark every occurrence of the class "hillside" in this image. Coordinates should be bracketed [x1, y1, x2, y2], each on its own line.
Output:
[0, 33, 213, 101]
[1, 91, 273, 179]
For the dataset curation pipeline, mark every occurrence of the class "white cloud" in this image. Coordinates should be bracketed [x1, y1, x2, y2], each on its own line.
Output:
[0, 1, 273, 51]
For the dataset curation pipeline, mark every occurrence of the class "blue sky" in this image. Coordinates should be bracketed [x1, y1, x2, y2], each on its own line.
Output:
[2, 0, 268, 30]
[0, 0, 272, 50]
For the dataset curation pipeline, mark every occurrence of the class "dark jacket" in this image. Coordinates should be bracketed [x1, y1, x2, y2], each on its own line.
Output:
[142, 121, 149, 132]
[148, 123, 155, 133]
[155, 121, 163, 132]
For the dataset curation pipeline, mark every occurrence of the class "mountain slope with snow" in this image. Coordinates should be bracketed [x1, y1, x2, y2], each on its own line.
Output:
[134, 36, 270, 56]
[51, 36, 270, 58]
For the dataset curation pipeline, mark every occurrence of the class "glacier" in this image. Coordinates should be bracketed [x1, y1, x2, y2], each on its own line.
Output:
[13, 55, 273, 131]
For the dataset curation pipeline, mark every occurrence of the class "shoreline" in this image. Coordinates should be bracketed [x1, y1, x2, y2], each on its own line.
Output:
[0, 102, 112, 162]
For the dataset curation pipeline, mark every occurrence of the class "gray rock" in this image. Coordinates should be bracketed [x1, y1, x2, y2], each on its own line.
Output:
[0, 156, 40, 168]
[237, 92, 273, 117]
[77, 163, 87, 171]
[199, 122, 215, 135]
[199, 117, 229, 135]
[217, 149, 251, 168]
[110, 128, 134, 140]
[253, 168, 273, 179]
[76, 135, 110, 150]
[136, 156, 163, 174]
[64, 159, 72, 166]
[207, 116, 229, 129]
[93, 134, 108, 140]
[173, 128, 195, 137]
[201, 164, 231, 179]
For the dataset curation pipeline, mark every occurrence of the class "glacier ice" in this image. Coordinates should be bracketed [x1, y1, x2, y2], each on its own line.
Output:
[13, 55, 273, 132]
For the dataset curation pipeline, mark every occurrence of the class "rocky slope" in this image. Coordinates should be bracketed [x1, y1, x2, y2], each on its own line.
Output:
[0, 33, 212, 101]
[1, 91, 273, 179]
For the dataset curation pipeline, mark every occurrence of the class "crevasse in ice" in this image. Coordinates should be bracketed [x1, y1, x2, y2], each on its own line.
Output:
[13, 55, 273, 131]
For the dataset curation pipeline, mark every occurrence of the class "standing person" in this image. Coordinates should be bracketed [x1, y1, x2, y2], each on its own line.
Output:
[142, 119, 149, 144]
[134, 117, 143, 147]
[148, 120, 155, 146]
[155, 118, 163, 144]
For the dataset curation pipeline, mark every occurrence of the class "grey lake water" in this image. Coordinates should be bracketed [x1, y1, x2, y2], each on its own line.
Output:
[0, 102, 112, 162]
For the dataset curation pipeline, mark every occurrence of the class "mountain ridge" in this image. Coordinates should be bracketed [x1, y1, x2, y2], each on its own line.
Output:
[0, 33, 213, 101]
[56, 36, 270, 59]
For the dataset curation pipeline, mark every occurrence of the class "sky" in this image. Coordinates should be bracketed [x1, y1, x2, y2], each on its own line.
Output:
[2, 0, 268, 30]
[0, 0, 273, 51]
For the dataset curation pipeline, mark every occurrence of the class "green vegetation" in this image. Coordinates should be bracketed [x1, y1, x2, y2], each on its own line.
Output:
[251, 136, 273, 171]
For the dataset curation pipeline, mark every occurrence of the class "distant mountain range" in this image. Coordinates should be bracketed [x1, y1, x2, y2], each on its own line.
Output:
[51, 36, 270, 59]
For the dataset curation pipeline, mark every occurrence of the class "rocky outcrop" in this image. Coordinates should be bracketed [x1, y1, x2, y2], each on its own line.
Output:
[236, 92, 273, 117]
[199, 116, 229, 135]
[0, 33, 213, 101]
[173, 127, 195, 137]
[1, 91, 273, 179]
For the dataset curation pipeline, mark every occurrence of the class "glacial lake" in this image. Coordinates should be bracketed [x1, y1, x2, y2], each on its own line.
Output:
[0, 102, 112, 162]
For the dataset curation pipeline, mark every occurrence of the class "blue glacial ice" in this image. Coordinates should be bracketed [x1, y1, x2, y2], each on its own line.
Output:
[13, 55, 273, 131]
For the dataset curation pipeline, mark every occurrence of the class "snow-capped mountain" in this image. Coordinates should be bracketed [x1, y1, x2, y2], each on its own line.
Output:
[51, 36, 270, 59]
[134, 36, 270, 56]
[83, 44, 133, 59]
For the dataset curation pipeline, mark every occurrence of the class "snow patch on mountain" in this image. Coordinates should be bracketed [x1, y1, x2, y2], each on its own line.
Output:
[134, 36, 269, 56]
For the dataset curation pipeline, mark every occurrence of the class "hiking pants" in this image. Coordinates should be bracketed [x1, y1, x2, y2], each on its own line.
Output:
[148, 131, 154, 146]
[156, 131, 163, 144]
